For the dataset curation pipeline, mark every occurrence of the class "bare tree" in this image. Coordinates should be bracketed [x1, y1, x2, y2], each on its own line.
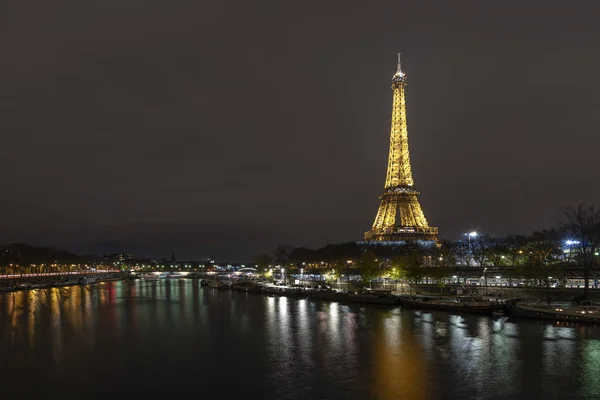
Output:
[273, 244, 294, 267]
[471, 234, 494, 267]
[433, 240, 458, 268]
[486, 238, 505, 267]
[556, 203, 600, 299]
[526, 230, 560, 267]
[453, 241, 470, 267]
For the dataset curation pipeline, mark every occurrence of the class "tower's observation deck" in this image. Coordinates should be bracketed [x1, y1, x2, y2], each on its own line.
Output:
[364, 54, 438, 243]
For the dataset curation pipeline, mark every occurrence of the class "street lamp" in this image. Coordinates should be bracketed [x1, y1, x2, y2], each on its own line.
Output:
[300, 268, 304, 285]
[465, 231, 478, 266]
[281, 268, 285, 285]
[483, 267, 488, 296]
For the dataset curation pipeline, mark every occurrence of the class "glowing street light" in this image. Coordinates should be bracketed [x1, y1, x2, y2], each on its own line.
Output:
[464, 231, 478, 266]
[483, 267, 488, 296]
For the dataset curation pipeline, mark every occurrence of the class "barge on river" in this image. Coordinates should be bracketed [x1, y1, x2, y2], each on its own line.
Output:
[399, 296, 503, 315]
[509, 301, 600, 324]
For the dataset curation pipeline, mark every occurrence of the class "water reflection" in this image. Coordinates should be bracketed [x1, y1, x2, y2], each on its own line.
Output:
[372, 308, 427, 400]
[2, 283, 600, 398]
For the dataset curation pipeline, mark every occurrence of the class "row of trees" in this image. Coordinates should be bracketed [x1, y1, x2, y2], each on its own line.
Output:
[255, 203, 600, 298]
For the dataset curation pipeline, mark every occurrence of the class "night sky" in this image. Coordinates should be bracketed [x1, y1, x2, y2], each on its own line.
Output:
[2, 1, 600, 261]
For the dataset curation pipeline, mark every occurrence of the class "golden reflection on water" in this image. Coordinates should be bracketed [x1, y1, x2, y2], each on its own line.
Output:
[0, 285, 108, 354]
[372, 309, 427, 400]
[4, 283, 600, 399]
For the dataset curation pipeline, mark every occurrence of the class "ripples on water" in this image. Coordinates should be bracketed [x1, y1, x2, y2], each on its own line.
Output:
[1, 280, 600, 399]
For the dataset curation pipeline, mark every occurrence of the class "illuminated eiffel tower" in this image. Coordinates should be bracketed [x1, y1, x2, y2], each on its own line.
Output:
[364, 54, 438, 244]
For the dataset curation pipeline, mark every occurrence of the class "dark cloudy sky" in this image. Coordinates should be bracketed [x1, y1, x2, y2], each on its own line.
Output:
[1, 1, 599, 260]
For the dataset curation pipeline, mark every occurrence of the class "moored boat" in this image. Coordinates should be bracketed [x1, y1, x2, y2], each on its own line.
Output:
[78, 276, 97, 285]
[347, 292, 399, 305]
[206, 278, 231, 289]
[140, 273, 167, 280]
[309, 290, 347, 301]
[400, 296, 502, 314]
[509, 302, 600, 324]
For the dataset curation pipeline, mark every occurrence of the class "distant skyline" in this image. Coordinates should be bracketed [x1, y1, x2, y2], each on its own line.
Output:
[2, 1, 600, 260]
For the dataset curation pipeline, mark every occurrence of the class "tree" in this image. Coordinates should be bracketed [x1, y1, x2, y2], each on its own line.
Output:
[426, 266, 452, 294]
[388, 256, 409, 292]
[488, 237, 509, 267]
[504, 235, 529, 267]
[433, 240, 458, 268]
[453, 241, 470, 267]
[288, 247, 315, 264]
[405, 265, 424, 295]
[359, 251, 379, 290]
[324, 261, 343, 288]
[254, 253, 273, 275]
[470, 234, 494, 267]
[526, 230, 560, 267]
[273, 244, 294, 267]
[556, 203, 600, 299]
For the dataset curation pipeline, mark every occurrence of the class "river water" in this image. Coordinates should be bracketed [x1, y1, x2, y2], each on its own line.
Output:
[1, 280, 599, 399]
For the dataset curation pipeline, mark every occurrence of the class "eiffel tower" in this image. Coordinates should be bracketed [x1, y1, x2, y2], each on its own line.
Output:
[364, 54, 438, 243]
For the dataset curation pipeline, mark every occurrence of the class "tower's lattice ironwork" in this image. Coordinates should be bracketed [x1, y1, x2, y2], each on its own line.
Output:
[364, 54, 438, 243]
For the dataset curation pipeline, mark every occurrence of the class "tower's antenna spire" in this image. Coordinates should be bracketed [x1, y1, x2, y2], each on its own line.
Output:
[397, 52, 402, 73]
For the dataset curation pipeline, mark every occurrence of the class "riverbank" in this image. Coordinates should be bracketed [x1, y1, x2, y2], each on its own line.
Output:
[0, 272, 127, 293]
[223, 282, 600, 322]
[205, 281, 401, 305]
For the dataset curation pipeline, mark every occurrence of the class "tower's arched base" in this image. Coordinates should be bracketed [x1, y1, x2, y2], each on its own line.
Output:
[357, 239, 439, 248]
[364, 226, 438, 242]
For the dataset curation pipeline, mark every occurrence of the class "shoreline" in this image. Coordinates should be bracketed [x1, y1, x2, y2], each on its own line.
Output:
[0, 272, 126, 293]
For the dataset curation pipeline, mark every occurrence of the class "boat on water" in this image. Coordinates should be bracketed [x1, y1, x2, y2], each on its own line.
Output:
[347, 292, 399, 305]
[140, 273, 167, 280]
[78, 276, 97, 285]
[232, 281, 264, 292]
[399, 296, 503, 314]
[309, 290, 346, 301]
[509, 301, 600, 324]
[206, 278, 232, 288]
[308, 289, 398, 305]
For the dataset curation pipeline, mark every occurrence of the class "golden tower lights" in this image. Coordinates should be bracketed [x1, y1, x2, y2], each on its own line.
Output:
[364, 54, 438, 243]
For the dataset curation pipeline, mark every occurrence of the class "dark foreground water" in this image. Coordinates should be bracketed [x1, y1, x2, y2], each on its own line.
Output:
[1, 280, 600, 399]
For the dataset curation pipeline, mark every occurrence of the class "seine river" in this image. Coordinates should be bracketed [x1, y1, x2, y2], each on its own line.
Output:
[1, 280, 600, 399]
